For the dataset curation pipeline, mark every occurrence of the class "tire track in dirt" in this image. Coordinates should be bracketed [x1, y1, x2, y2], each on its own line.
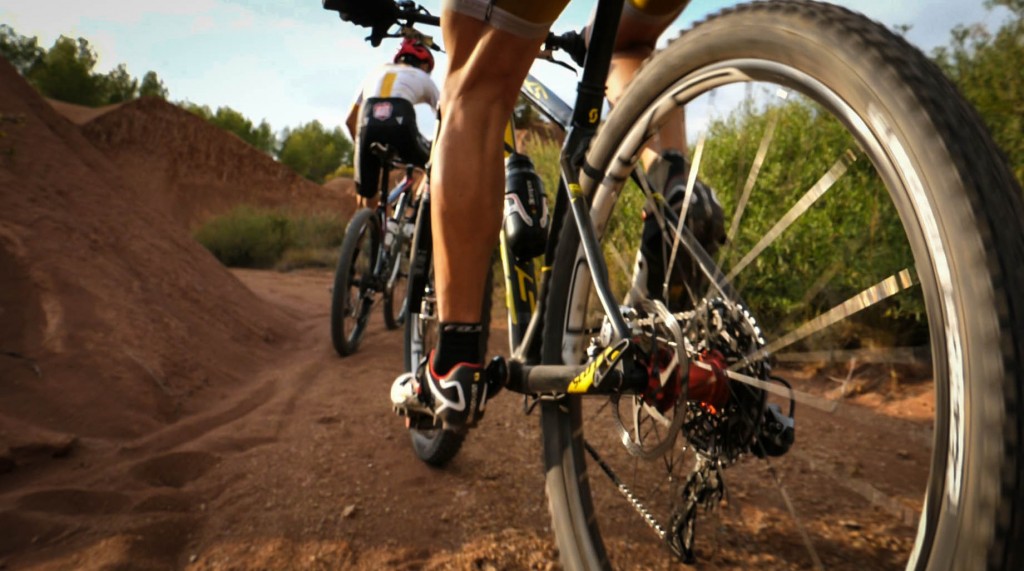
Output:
[0, 266, 936, 570]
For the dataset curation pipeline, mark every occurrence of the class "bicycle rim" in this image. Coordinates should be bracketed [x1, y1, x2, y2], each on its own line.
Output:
[330, 208, 379, 356]
[540, 3, 1023, 570]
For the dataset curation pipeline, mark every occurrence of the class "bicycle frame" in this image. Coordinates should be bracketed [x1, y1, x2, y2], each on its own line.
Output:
[502, 0, 641, 393]
[398, 0, 646, 394]
[370, 162, 417, 285]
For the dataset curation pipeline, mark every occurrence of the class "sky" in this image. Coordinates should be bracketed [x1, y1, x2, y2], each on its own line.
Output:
[0, 0, 1011, 136]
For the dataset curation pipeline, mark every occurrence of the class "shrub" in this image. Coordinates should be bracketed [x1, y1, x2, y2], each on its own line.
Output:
[326, 164, 355, 181]
[287, 211, 347, 251]
[520, 96, 925, 347]
[276, 248, 339, 271]
[194, 206, 347, 270]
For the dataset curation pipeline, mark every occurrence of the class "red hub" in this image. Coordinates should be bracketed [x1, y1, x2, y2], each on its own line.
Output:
[644, 349, 730, 412]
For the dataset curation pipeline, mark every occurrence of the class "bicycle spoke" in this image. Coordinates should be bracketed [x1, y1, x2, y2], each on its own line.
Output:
[724, 97, 784, 247]
[724, 150, 857, 284]
[739, 268, 918, 365]
[759, 455, 826, 571]
[662, 132, 708, 301]
[705, 363, 840, 413]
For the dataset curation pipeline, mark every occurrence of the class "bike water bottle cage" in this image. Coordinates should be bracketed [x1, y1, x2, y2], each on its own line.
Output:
[503, 152, 549, 260]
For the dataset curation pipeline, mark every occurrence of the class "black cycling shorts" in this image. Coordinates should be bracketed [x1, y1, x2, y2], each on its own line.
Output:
[355, 97, 431, 198]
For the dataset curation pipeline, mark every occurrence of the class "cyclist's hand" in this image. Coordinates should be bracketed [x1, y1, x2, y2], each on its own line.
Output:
[322, 0, 398, 29]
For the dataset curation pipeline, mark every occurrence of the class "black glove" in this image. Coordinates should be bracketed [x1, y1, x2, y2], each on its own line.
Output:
[323, 0, 399, 30]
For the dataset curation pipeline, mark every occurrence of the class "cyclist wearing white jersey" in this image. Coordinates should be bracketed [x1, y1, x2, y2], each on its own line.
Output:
[347, 38, 439, 200]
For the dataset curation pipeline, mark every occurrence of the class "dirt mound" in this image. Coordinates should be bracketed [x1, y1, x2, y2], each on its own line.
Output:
[323, 174, 356, 198]
[50, 96, 355, 229]
[45, 99, 123, 126]
[0, 59, 295, 467]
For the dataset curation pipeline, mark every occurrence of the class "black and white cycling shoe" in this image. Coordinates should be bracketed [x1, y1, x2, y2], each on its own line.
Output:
[390, 351, 492, 432]
[635, 150, 727, 309]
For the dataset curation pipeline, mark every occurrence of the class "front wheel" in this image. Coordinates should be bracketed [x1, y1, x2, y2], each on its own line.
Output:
[541, 2, 1024, 570]
[330, 208, 380, 357]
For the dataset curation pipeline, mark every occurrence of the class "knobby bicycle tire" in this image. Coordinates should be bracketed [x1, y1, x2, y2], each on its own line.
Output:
[331, 208, 380, 357]
[540, 2, 1024, 570]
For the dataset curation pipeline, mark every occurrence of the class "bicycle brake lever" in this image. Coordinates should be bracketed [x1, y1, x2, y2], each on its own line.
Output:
[540, 54, 578, 75]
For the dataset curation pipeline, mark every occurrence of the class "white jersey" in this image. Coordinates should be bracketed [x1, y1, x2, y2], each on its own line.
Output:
[353, 63, 439, 110]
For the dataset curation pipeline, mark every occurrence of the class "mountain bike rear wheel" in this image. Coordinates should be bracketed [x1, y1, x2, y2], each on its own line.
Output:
[330, 208, 379, 357]
[540, 2, 1024, 569]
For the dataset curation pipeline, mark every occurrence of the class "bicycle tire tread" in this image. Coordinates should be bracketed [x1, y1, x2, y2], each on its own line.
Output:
[649, 7, 1024, 566]
[545, 2, 1024, 568]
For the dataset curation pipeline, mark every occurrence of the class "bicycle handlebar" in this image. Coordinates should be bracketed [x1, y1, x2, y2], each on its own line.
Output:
[325, 0, 585, 63]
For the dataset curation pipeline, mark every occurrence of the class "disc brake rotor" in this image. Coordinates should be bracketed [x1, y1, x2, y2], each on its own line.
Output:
[611, 298, 689, 460]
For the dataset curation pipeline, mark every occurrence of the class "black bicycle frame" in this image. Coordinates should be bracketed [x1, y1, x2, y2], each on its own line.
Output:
[400, 0, 641, 396]
[506, 0, 640, 394]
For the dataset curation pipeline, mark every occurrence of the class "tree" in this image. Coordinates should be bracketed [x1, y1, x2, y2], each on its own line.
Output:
[181, 101, 213, 121]
[210, 106, 275, 154]
[278, 120, 353, 183]
[139, 71, 169, 99]
[933, 0, 1024, 184]
[0, 24, 44, 76]
[28, 36, 107, 106]
[102, 63, 138, 103]
[3, 25, 172, 107]
[180, 102, 276, 155]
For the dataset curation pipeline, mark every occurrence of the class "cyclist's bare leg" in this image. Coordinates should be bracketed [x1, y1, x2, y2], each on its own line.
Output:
[604, 3, 725, 305]
[392, 2, 574, 428]
[605, 5, 687, 166]
[431, 11, 550, 329]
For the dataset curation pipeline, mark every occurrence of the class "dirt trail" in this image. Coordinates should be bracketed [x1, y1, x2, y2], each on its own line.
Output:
[0, 56, 934, 570]
[1, 267, 933, 570]
[1, 269, 557, 570]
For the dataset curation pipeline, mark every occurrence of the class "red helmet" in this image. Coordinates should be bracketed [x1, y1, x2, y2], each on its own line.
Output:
[394, 38, 434, 73]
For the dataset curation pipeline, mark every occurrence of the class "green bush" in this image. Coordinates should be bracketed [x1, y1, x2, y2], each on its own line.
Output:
[194, 206, 346, 270]
[700, 97, 922, 339]
[276, 248, 340, 271]
[287, 211, 347, 251]
[521, 97, 925, 347]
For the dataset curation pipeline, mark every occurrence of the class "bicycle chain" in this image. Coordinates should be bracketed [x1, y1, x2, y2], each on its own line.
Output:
[583, 439, 668, 542]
